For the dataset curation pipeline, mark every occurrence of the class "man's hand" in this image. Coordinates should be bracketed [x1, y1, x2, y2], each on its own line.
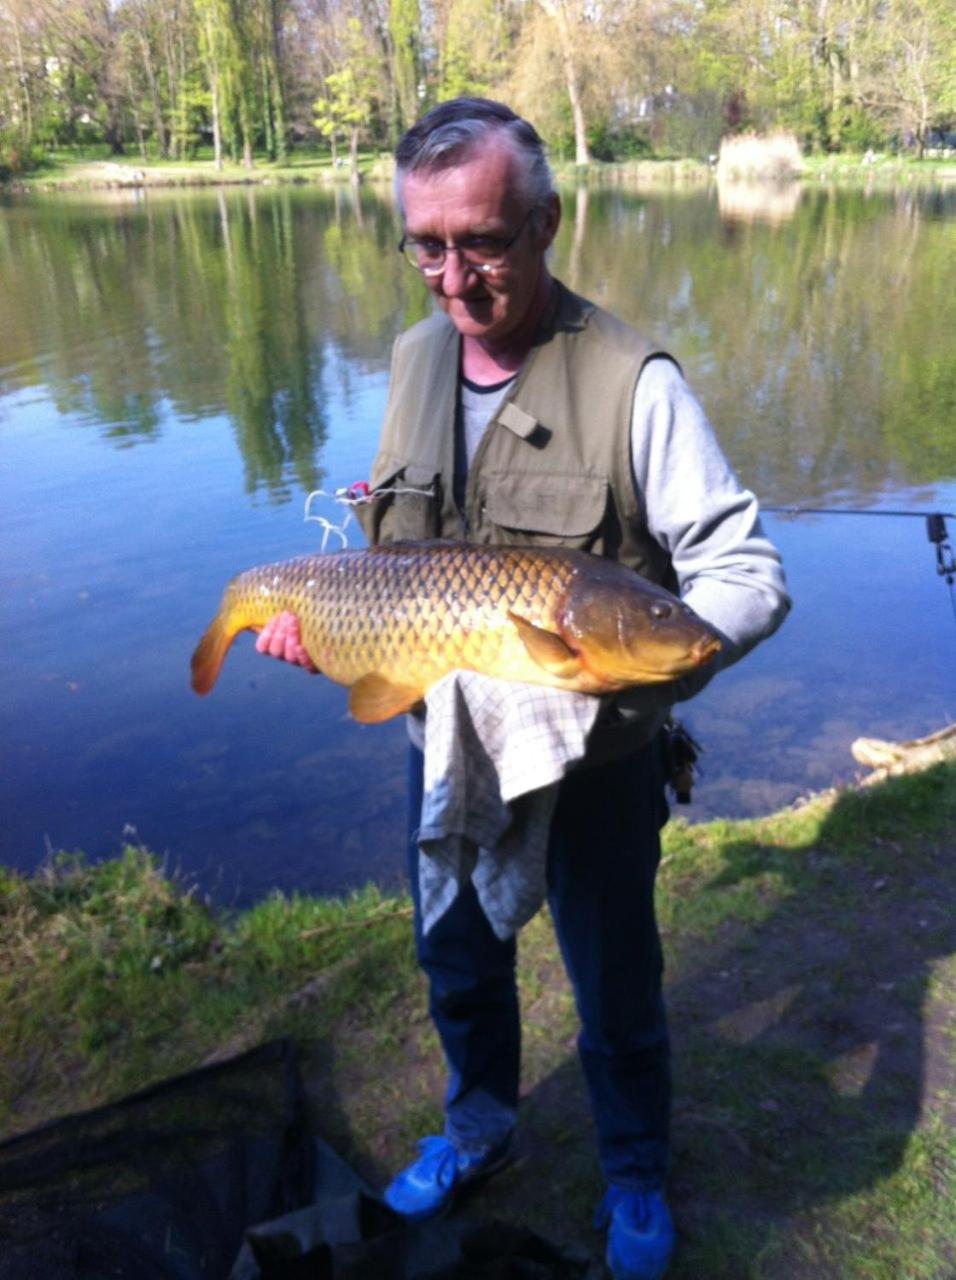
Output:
[255, 612, 319, 673]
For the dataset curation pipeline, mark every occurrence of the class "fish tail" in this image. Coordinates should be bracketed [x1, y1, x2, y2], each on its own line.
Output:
[190, 609, 239, 695]
[191, 585, 265, 695]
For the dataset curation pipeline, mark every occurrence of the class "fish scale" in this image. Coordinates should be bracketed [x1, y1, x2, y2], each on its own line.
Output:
[191, 541, 721, 723]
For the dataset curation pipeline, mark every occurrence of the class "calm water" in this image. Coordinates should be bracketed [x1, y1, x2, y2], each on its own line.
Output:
[2, 181, 954, 904]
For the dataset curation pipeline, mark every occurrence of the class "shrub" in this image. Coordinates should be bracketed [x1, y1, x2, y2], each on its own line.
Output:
[717, 131, 803, 181]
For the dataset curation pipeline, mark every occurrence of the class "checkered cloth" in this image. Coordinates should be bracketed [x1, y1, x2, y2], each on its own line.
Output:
[417, 672, 601, 940]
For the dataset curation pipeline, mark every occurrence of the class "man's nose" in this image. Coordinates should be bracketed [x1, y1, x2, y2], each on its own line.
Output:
[440, 250, 480, 296]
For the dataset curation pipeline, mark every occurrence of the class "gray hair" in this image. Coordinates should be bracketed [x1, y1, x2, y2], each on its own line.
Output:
[394, 98, 555, 214]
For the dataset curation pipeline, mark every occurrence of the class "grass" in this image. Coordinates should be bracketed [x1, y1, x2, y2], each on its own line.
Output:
[5, 144, 395, 191]
[2, 760, 954, 1278]
[8, 143, 953, 195]
[800, 151, 956, 184]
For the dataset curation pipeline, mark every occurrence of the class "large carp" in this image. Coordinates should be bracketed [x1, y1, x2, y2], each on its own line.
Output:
[191, 541, 722, 723]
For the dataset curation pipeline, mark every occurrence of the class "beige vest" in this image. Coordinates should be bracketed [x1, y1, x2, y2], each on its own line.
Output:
[358, 280, 676, 591]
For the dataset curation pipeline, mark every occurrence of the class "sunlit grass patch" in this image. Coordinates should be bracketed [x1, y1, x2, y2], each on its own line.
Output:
[0, 847, 415, 1134]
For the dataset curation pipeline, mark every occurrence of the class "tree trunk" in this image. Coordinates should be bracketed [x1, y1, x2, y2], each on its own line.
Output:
[349, 123, 359, 179]
[268, 0, 287, 162]
[537, 0, 589, 165]
[565, 52, 589, 166]
[211, 74, 223, 170]
[12, 12, 33, 143]
[139, 32, 169, 159]
[104, 101, 126, 155]
[163, 16, 180, 159]
[127, 67, 148, 160]
[262, 63, 275, 160]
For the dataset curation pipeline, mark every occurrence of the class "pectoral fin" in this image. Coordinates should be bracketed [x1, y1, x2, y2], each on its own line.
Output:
[349, 673, 424, 723]
[507, 611, 583, 679]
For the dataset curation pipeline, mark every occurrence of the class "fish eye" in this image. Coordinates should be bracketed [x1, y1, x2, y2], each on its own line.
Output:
[650, 602, 673, 620]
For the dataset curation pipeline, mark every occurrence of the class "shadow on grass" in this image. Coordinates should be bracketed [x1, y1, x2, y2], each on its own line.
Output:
[473, 764, 956, 1278]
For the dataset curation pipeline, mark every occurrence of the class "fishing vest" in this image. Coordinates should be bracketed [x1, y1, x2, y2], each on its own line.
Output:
[357, 280, 677, 592]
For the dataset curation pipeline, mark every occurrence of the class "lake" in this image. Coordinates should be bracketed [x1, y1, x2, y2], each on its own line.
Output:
[1, 179, 954, 905]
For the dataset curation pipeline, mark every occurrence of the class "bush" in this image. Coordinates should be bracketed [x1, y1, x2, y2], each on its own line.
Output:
[717, 131, 803, 181]
[837, 107, 885, 153]
[0, 132, 49, 180]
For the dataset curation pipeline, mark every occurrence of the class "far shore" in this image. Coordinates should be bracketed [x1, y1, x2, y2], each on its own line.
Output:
[4, 149, 956, 195]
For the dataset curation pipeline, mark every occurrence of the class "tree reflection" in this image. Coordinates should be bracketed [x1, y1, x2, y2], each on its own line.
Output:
[549, 184, 956, 505]
[0, 187, 416, 502]
[2, 184, 955, 507]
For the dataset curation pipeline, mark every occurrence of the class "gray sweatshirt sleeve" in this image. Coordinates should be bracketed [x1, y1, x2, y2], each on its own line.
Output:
[616, 356, 790, 711]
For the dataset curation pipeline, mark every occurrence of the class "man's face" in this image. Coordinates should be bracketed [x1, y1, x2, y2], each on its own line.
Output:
[399, 139, 560, 347]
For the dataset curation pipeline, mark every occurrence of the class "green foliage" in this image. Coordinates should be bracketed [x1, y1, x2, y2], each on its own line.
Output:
[438, 0, 502, 101]
[313, 18, 383, 174]
[0, 131, 48, 179]
[2, 0, 953, 167]
[0, 847, 217, 1065]
[388, 0, 422, 136]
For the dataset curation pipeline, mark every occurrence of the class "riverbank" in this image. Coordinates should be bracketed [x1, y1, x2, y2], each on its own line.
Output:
[1, 150, 395, 193]
[3, 759, 953, 1278]
[5, 149, 955, 194]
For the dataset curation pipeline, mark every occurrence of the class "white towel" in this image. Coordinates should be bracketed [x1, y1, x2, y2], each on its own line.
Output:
[417, 672, 601, 940]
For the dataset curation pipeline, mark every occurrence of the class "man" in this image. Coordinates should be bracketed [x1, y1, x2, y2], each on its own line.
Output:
[258, 98, 790, 1280]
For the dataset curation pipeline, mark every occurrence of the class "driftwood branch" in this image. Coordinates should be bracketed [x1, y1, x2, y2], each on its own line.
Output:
[851, 723, 956, 784]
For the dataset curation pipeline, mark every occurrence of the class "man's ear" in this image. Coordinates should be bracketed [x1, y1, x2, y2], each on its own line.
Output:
[536, 191, 562, 250]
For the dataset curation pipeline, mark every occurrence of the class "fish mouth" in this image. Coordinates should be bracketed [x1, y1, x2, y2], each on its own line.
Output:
[690, 637, 722, 667]
[593, 637, 723, 684]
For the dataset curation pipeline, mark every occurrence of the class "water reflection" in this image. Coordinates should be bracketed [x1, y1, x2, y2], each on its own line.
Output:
[0, 188, 426, 502]
[3, 184, 955, 509]
[1, 183, 954, 901]
[555, 184, 956, 506]
[716, 177, 803, 225]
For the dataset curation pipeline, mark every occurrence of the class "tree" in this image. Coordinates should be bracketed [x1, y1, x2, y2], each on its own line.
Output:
[388, 0, 421, 136]
[314, 16, 382, 177]
[858, 0, 956, 155]
[194, 0, 257, 168]
[29, 0, 129, 152]
[194, 0, 230, 167]
[435, 0, 506, 100]
[249, 0, 288, 162]
[534, 0, 590, 163]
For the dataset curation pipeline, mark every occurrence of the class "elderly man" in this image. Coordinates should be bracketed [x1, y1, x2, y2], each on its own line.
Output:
[258, 98, 789, 1280]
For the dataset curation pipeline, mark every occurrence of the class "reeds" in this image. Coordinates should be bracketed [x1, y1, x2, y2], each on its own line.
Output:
[717, 132, 803, 182]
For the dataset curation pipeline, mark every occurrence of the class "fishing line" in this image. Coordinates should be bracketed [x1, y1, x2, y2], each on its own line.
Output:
[763, 506, 956, 631]
[304, 483, 436, 550]
[304, 489, 355, 550]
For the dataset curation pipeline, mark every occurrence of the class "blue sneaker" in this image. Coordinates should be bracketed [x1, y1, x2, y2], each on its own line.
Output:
[595, 1185, 675, 1280]
[382, 1134, 512, 1221]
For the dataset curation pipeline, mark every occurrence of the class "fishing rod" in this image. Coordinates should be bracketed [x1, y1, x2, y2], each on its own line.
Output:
[762, 505, 956, 625]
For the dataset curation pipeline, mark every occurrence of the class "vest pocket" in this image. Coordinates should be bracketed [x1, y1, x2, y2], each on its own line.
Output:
[481, 474, 610, 551]
[367, 463, 443, 543]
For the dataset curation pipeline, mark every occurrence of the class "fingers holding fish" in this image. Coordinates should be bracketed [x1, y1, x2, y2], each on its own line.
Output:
[255, 611, 319, 673]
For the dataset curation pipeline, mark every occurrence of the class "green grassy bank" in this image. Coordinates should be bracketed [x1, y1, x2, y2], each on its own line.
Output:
[6, 147, 955, 194]
[3, 762, 954, 1278]
[2, 146, 395, 192]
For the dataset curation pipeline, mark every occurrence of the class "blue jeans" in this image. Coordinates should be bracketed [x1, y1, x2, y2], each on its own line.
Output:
[406, 738, 671, 1189]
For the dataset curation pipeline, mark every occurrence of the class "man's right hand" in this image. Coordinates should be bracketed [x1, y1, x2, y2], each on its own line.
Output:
[255, 612, 319, 673]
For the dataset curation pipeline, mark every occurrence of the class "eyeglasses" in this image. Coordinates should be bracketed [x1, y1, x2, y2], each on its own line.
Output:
[398, 207, 538, 276]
